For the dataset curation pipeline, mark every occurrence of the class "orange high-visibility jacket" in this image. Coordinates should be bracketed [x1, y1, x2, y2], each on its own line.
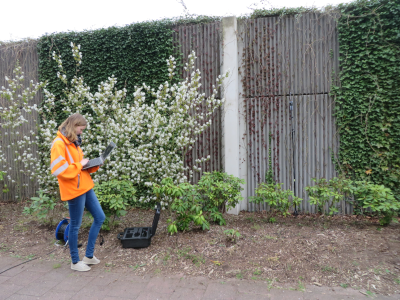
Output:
[50, 131, 99, 201]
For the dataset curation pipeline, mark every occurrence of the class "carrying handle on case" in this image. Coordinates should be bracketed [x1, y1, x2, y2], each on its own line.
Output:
[117, 232, 123, 240]
[151, 203, 161, 237]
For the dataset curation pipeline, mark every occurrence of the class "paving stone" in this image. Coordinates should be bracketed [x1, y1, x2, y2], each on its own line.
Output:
[0, 257, 20, 269]
[144, 276, 180, 294]
[236, 281, 271, 296]
[0, 283, 24, 300]
[103, 297, 133, 300]
[135, 291, 173, 300]
[176, 276, 211, 290]
[202, 282, 239, 300]
[0, 275, 12, 284]
[90, 273, 122, 286]
[235, 292, 271, 300]
[0, 262, 31, 277]
[75, 283, 111, 299]
[5, 294, 40, 300]
[3, 269, 42, 286]
[40, 290, 76, 300]
[16, 279, 59, 297]
[106, 280, 146, 298]
[25, 260, 54, 273]
[169, 287, 205, 299]
[39, 267, 74, 282]
[54, 273, 96, 292]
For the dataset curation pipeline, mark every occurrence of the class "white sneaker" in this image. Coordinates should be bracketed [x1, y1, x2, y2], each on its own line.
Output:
[83, 256, 100, 265]
[71, 261, 91, 272]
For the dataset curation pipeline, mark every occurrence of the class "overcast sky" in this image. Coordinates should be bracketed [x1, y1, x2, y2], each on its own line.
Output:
[1, 0, 353, 42]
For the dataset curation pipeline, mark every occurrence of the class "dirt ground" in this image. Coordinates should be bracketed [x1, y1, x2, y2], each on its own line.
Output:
[1, 201, 400, 297]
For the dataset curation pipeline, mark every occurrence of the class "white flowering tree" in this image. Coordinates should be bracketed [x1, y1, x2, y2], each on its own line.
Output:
[0, 62, 46, 199]
[37, 43, 228, 208]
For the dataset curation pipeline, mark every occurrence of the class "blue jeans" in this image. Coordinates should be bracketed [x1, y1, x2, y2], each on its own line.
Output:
[67, 189, 105, 264]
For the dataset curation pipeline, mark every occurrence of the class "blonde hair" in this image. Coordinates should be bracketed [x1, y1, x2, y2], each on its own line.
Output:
[59, 113, 87, 142]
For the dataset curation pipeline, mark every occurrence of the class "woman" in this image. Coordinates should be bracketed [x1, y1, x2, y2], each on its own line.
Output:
[50, 113, 105, 272]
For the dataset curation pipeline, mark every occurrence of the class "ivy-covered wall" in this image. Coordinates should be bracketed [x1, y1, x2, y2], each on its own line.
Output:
[332, 0, 400, 197]
[37, 22, 177, 124]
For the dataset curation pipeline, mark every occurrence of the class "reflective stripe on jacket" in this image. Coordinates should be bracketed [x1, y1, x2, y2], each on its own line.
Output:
[50, 131, 99, 201]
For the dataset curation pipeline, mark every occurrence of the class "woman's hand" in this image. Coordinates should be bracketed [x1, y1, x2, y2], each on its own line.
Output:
[80, 158, 89, 166]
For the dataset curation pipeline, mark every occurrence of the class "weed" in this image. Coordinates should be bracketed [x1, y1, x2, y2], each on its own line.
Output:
[236, 272, 244, 279]
[265, 235, 277, 240]
[177, 247, 205, 266]
[224, 229, 241, 243]
[251, 276, 258, 280]
[373, 268, 381, 275]
[13, 223, 28, 232]
[352, 261, 359, 266]
[286, 263, 292, 271]
[0, 243, 8, 252]
[105, 263, 114, 267]
[267, 256, 279, 262]
[298, 280, 305, 291]
[268, 217, 276, 223]
[321, 265, 336, 273]
[253, 269, 262, 275]
[395, 278, 400, 285]
[252, 224, 261, 230]
[340, 283, 349, 288]
[246, 217, 255, 223]
[53, 263, 61, 269]
[299, 276, 304, 280]
[366, 290, 375, 297]
[10, 254, 21, 259]
[26, 254, 35, 260]
[220, 281, 225, 284]
[154, 268, 161, 274]
[129, 264, 146, 271]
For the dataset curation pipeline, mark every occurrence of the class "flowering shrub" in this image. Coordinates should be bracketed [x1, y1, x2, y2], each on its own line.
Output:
[0, 62, 46, 199]
[36, 43, 228, 207]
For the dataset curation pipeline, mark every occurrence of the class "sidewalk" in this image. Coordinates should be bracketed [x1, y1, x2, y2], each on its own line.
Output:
[0, 256, 399, 300]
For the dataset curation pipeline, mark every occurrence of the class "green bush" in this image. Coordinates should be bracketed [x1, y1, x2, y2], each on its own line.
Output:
[153, 178, 210, 235]
[153, 172, 244, 235]
[304, 176, 400, 225]
[23, 190, 60, 225]
[351, 180, 400, 226]
[93, 176, 136, 230]
[305, 177, 352, 215]
[250, 182, 302, 216]
[196, 171, 245, 213]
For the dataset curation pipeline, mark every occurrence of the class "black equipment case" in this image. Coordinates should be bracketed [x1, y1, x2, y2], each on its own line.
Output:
[117, 203, 161, 248]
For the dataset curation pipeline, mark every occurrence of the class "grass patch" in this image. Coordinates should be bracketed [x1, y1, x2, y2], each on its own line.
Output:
[321, 265, 336, 273]
[253, 268, 262, 275]
[177, 247, 205, 266]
